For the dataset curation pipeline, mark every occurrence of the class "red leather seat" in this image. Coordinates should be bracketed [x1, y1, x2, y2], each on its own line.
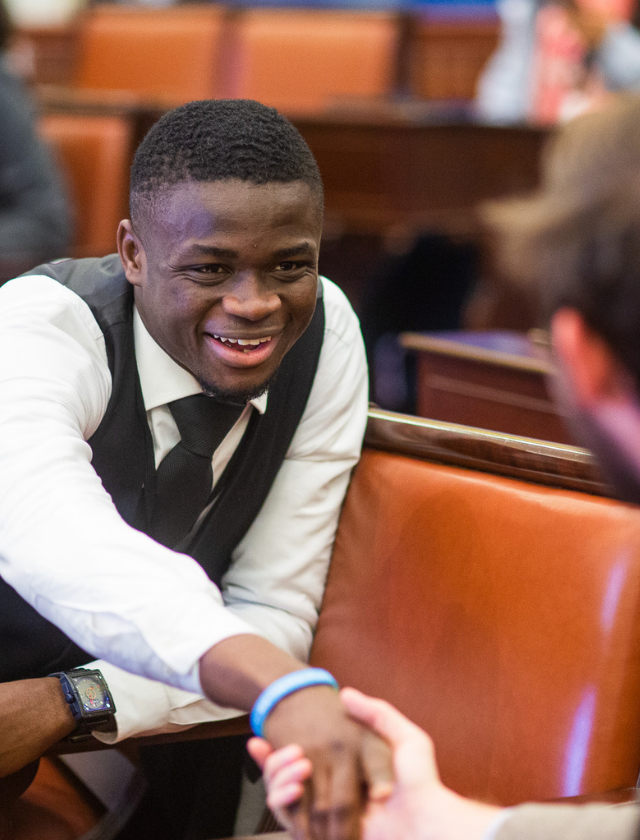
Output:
[312, 443, 640, 804]
[75, 5, 227, 106]
[226, 10, 398, 114]
[39, 113, 132, 258]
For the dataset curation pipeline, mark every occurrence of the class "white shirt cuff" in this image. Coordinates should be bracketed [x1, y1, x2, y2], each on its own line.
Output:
[481, 809, 514, 840]
[90, 659, 245, 743]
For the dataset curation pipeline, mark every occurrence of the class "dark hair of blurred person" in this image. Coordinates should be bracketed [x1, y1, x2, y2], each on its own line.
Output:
[483, 92, 640, 503]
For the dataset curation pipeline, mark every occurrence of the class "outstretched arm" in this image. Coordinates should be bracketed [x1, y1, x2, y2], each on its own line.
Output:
[201, 639, 393, 840]
[252, 688, 640, 840]
[249, 687, 500, 840]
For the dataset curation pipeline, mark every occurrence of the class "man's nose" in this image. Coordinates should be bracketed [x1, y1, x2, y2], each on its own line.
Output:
[221, 274, 281, 321]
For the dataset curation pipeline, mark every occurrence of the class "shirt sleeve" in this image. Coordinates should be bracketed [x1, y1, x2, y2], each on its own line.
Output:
[495, 802, 640, 840]
[0, 276, 255, 694]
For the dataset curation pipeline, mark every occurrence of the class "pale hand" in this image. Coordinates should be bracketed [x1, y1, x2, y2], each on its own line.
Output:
[250, 687, 502, 840]
[258, 684, 393, 840]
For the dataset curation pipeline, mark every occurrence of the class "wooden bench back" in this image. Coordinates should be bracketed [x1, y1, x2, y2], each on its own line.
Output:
[311, 414, 640, 805]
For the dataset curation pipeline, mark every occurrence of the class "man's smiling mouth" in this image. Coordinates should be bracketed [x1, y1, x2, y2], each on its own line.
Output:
[211, 334, 273, 354]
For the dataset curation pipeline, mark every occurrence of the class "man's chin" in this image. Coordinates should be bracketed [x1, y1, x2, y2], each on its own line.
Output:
[197, 374, 274, 405]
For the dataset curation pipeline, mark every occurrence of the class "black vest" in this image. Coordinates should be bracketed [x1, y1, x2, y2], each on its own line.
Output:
[0, 255, 325, 681]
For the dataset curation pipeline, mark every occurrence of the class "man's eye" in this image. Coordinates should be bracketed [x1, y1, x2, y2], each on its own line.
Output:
[275, 261, 312, 274]
[188, 265, 228, 283]
[193, 264, 224, 274]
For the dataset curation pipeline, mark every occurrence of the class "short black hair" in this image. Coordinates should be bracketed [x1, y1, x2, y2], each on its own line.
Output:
[130, 99, 323, 225]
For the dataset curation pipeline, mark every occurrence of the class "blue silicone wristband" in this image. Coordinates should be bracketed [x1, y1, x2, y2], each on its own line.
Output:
[250, 668, 339, 737]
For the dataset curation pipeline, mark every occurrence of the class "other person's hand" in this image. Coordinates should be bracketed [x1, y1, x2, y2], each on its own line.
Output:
[257, 684, 393, 840]
[250, 687, 501, 840]
[199, 638, 393, 840]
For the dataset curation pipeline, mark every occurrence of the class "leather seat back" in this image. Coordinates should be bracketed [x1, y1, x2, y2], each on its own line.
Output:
[226, 10, 398, 114]
[39, 113, 131, 258]
[75, 5, 227, 105]
[311, 448, 640, 805]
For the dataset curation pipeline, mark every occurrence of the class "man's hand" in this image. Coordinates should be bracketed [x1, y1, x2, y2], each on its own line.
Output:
[199, 636, 393, 840]
[251, 687, 502, 840]
[261, 684, 393, 840]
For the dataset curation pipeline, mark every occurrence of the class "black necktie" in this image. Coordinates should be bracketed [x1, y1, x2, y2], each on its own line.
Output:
[148, 394, 244, 548]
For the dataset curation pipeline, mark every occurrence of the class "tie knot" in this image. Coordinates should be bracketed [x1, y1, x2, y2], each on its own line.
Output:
[169, 394, 244, 458]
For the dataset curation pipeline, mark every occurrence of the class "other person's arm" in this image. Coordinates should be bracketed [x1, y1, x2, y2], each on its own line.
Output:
[252, 688, 640, 840]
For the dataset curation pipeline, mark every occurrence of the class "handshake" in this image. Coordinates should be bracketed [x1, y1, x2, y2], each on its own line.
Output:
[249, 686, 501, 840]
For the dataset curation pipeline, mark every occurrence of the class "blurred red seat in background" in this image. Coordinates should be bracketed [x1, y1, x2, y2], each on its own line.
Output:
[39, 112, 132, 258]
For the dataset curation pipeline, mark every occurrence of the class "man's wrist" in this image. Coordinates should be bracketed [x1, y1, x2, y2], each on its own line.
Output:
[45, 677, 78, 734]
[198, 634, 311, 711]
[251, 668, 339, 737]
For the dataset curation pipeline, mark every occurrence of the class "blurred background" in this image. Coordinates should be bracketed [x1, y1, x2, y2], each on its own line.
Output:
[1, 0, 636, 430]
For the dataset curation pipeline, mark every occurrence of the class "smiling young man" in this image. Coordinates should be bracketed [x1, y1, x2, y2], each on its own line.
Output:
[0, 99, 390, 839]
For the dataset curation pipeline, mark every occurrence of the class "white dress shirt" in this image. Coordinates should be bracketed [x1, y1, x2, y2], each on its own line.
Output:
[0, 272, 368, 740]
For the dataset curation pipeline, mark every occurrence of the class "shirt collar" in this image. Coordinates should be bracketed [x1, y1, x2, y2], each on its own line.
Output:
[133, 307, 268, 414]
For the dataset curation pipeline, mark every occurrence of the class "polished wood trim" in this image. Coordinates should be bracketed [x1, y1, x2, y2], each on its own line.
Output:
[364, 406, 610, 496]
[400, 331, 554, 374]
[47, 715, 251, 756]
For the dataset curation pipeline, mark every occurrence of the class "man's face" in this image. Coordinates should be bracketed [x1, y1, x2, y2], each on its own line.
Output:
[549, 312, 640, 505]
[122, 179, 322, 401]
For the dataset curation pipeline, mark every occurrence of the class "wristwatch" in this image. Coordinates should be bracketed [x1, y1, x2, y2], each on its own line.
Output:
[48, 668, 117, 742]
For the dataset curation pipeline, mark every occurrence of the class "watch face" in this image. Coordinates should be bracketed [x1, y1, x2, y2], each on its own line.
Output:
[74, 675, 112, 713]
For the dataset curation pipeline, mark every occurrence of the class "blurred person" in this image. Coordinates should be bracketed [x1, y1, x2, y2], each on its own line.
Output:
[476, 0, 640, 123]
[252, 91, 640, 840]
[0, 0, 70, 279]
[252, 688, 639, 840]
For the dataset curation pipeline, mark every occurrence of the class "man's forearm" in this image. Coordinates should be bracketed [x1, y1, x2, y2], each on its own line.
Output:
[0, 678, 76, 778]
[198, 633, 308, 710]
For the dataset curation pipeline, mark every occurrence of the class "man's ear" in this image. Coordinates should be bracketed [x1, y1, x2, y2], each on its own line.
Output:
[551, 307, 635, 409]
[117, 219, 145, 288]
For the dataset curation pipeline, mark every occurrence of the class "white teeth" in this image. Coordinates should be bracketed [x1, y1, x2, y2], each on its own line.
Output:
[213, 334, 272, 346]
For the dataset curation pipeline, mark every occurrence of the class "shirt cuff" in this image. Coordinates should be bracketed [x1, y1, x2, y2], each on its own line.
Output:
[482, 809, 514, 840]
[88, 660, 244, 743]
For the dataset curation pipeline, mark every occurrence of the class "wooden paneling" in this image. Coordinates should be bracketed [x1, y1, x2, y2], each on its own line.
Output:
[401, 331, 574, 443]
[295, 114, 549, 236]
